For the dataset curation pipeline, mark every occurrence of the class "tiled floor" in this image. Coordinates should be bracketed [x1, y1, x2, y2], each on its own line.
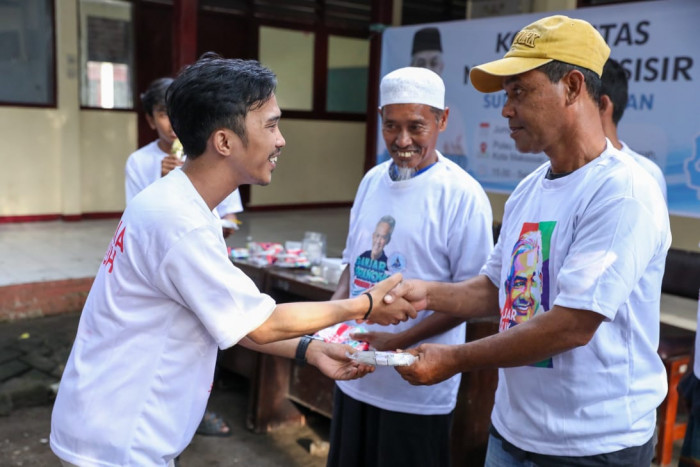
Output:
[0, 208, 351, 287]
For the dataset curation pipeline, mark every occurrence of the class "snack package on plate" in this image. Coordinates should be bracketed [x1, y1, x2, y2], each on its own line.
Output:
[347, 351, 417, 367]
[313, 323, 369, 351]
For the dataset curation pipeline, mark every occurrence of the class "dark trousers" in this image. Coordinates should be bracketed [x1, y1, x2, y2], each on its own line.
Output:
[487, 425, 655, 467]
[327, 386, 453, 467]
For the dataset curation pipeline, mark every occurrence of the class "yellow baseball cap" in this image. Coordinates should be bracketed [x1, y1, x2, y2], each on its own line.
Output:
[470, 15, 610, 93]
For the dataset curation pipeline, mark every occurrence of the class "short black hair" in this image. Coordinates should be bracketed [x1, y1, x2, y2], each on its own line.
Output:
[538, 60, 602, 105]
[600, 58, 629, 125]
[140, 77, 174, 116]
[165, 52, 277, 159]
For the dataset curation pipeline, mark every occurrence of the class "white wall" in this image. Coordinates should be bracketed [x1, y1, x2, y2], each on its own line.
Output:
[0, 0, 136, 218]
[250, 119, 366, 206]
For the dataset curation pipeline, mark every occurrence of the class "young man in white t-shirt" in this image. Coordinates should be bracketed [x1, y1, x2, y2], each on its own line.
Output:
[126, 77, 243, 238]
[50, 53, 418, 467]
[387, 16, 670, 466]
[126, 77, 243, 437]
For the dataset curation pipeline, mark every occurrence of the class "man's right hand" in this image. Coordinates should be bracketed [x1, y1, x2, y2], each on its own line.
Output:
[161, 154, 184, 176]
[382, 278, 429, 312]
[361, 273, 418, 325]
[395, 343, 461, 386]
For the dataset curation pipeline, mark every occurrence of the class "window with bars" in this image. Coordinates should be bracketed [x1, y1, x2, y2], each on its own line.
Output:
[0, 0, 55, 107]
[201, 0, 372, 118]
[79, 0, 135, 109]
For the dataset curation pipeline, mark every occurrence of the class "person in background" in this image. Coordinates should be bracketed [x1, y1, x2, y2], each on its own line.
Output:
[126, 77, 243, 238]
[327, 66, 493, 467]
[388, 15, 670, 466]
[599, 58, 667, 201]
[50, 54, 418, 467]
[679, 290, 700, 467]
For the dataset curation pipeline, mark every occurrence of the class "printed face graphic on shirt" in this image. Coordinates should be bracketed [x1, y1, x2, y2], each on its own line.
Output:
[501, 222, 555, 331]
[501, 221, 555, 368]
[352, 215, 401, 296]
[371, 221, 392, 260]
[507, 238, 543, 324]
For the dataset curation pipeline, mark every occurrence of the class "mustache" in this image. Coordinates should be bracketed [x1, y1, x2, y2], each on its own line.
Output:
[269, 148, 282, 158]
[390, 145, 420, 152]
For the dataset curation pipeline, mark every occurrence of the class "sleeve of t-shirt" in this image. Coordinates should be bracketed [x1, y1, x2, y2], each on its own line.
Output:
[480, 232, 504, 288]
[216, 189, 244, 216]
[156, 226, 275, 349]
[553, 195, 663, 320]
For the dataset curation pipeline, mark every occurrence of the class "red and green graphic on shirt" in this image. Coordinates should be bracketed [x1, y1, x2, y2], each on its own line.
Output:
[501, 221, 555, 368]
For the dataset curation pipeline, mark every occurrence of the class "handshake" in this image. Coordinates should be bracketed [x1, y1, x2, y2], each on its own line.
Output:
[356, 273, 427, 326]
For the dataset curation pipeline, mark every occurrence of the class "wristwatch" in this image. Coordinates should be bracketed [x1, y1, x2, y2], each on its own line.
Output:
[295, 335, 313, 366]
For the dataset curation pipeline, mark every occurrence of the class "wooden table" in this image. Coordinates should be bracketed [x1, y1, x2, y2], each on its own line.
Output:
[220, 260, 498, 466]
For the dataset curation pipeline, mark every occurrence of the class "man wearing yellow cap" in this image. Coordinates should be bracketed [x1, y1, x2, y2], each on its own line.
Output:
[388, 15, 670, 465]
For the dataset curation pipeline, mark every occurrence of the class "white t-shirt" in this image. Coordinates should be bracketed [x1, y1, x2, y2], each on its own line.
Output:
[336, 154, 493, 415]
[51, 169, 275, 466]
[125, 140, 243, 216]
[481, 140, 671, 456]
[620, 140, 667, 203]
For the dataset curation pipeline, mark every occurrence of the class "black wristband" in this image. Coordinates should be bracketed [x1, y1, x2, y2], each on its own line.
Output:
[362, 292, 373, 320]
[295, 335, 313, 366]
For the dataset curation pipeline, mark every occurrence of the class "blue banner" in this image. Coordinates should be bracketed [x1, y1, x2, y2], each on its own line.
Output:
[378, 0, 700, 218]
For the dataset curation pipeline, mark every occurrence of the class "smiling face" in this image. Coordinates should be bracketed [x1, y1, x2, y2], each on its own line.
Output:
[501, 69, 566, 155]
[231, 93, 285, 186]
[508, 247, 543, 324]
[380, 103, 446, 171]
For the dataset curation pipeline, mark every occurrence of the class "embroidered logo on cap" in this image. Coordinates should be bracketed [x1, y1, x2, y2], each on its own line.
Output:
[512, 30, 540, 49]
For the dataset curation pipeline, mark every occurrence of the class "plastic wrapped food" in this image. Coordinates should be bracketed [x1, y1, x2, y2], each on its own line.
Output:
[171, 138, 184, 160]
[347, 350, 417, 367]
[314, 323, 369, 351]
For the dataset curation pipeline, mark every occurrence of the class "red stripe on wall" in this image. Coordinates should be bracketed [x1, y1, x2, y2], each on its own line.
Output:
[0, 212, 123, 224]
